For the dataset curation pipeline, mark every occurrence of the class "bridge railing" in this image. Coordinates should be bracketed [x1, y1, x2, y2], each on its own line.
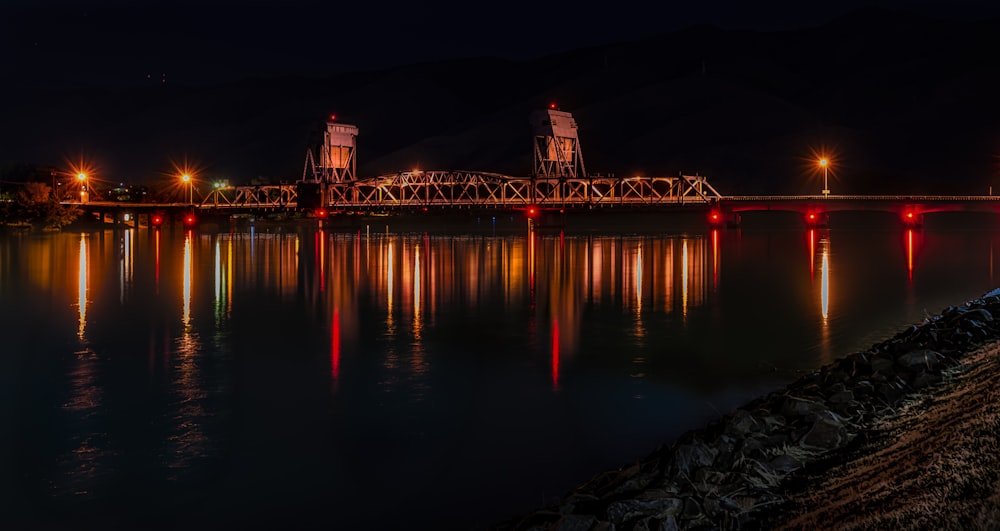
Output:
[722, 194, 1000, 201]
[191, 172, 723, 209]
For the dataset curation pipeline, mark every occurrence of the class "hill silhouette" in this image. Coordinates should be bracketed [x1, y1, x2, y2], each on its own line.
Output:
[4, 6, 1000, 196]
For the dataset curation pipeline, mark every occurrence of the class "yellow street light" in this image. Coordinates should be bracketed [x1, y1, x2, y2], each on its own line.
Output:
[77, 172, 89, 203]
[818, 158, 830, 196]
[181, 173, 193, 204]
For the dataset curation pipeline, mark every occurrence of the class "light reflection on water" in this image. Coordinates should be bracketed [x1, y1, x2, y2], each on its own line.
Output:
[4, 222, 999, 528]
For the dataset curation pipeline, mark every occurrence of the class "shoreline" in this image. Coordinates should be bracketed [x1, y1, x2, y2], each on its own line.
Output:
[496, 289, 1000, 530]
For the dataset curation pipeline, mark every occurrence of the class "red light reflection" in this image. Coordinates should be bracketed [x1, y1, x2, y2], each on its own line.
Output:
[332, 307, 341, 385]
[907, 229, 915, 281]
[551, 318, 560, 391]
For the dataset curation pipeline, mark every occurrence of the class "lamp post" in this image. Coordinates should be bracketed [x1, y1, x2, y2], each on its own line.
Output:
[181, 174, 192, 204]
[819, 158, 830, 196]
[77, 172, 88, 203]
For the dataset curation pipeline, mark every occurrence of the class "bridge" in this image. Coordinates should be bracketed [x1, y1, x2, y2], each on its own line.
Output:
[65, 107, 1000, 229]
[714, 194, 1000, 228]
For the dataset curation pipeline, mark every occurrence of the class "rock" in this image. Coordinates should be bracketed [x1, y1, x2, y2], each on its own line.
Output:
[897, 349, 940, 371]
[852, 380, 876, 397]
[799, 410, 850, 450]
[631, 516, 657, 531]
[702, 496, 725, 520]
[605, 498, 685, 523]
[779, 396, 828, 418]
[693, 469, 729, 493]
[724, 409, 761, 436]
[758, 414, 787, 433]
[671, 441, 718, 477]
[554, 514, 598, 531]
[877, 381, 907, 405]
[831, 399, 867, 419]
[660, 515, 680, 531]
[910, 370, 942, 390]
[769, 454, 804, 473]
[828, 389, 855, 404]
[681, 497, 703, 520]
[871, 355, 895, 373]
[610, 474, 655, 496]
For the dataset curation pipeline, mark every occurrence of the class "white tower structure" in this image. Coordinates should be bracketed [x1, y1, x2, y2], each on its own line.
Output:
[303, 116, 358, 183]
[530, 106, 586, 180]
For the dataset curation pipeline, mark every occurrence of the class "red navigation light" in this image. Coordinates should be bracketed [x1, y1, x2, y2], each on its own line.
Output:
[151, 215, 163, 226]
[184, 214, 196, 226]
[809, 213, 816, 220]
[527, 206, 538, 218]
[711, 212, 719, 221]
[316, 208, 328, 218]
[330, 114, 336, 121]
[907, 212, 914, 219]
[549, 102, 556, 109]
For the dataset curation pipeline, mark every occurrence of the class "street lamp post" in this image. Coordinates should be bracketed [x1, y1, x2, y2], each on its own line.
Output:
[77, 172, 88, 203]
[182, 174, 192, 204]
[819, 158, 830, 196]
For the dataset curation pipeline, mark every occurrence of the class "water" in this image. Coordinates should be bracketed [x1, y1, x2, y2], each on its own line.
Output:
[2, 214, 998, 529]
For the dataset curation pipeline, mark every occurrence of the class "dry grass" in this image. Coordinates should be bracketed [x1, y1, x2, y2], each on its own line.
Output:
[760, 343, 1000, 530]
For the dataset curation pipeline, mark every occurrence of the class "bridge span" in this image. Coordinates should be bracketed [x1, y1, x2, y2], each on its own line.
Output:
[714, 194, 1000, 227]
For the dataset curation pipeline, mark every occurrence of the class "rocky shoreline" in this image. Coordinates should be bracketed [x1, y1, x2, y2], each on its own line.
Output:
[496, 288, 1000, 530]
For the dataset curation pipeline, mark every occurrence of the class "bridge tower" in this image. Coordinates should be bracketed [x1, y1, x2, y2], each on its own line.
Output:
[301, 115, 359, 209]
[530, 106, 586, 180]
[303, 115, 358, 184]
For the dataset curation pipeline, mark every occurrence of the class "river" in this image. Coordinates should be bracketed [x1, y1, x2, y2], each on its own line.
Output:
[1, 212, 997, 529]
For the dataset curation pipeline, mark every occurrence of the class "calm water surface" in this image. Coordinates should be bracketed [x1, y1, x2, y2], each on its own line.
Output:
[2, 216, 998, 529]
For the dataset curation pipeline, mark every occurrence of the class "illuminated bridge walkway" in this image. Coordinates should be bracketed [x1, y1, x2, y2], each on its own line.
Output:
[716, 194, 1000, 227]
[72, 179, 1000, 228]
[197, 171, 724, 209]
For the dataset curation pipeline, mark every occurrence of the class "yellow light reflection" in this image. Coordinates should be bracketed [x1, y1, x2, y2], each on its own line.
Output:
[635, 243, 643, 312]
[77, 233, 88, 341]
[414, 245, 421, 325]
[171, 228, 205, 474]
[120, 229, 133, 304]
[809, 229, 816, 278]
[682, 239, 689, 319]
[711, 229, 719, 291]
[663, 240, 674, 313]
[183, 230, 192, 328]
[215, 238, 221, 304]
[387, 241, 394, 329]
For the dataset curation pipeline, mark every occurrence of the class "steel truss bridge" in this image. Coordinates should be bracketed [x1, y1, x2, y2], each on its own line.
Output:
[199, 171, 724, 210]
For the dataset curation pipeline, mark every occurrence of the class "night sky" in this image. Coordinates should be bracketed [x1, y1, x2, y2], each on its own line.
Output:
[4, 0, 1000, 190]
[4, 0, 1000, 89]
